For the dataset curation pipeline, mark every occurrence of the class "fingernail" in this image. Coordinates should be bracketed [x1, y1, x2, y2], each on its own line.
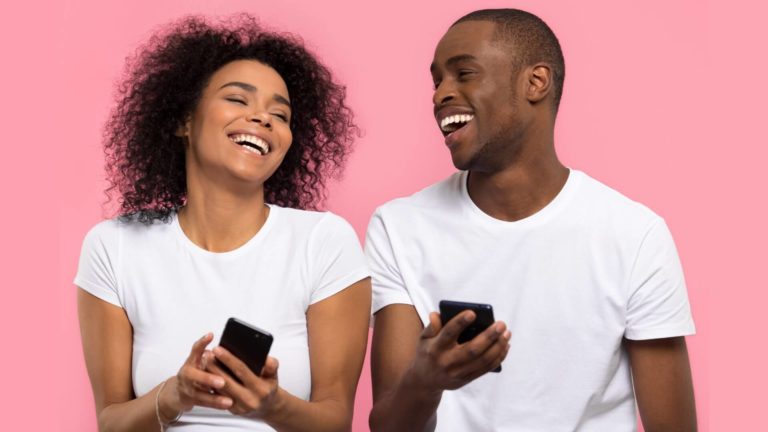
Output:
[221, 397, 232, 407]
[213, 378, 225, 387]
[213, 347, 223, 355]
[504, 331, 512, 340]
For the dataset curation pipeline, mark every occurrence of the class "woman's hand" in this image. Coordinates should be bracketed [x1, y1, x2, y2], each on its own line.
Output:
[158, 333, 234, 421]
[207, 346, 283, 419]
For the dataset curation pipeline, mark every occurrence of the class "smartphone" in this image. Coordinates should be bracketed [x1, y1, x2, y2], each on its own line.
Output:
[439, 300, 501, 372]
[217, 317, 273, 379]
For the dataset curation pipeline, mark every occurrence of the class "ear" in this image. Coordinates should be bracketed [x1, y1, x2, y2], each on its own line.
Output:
[174, 117, 191, 138]
[525, 63, 553, 104]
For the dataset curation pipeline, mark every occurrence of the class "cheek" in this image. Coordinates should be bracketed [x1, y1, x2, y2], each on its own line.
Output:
[279, 127, 293, 150]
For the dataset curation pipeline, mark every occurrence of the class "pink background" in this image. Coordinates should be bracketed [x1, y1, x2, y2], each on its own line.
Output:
[0, 0, 765, 430]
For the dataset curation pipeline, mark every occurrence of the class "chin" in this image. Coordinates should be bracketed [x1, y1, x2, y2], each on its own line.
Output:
[449, 148, 475, 171]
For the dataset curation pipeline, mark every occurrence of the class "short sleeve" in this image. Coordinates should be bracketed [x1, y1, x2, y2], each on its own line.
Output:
[625, 219, 695, 340]
[308, 214, 370, 304]
[74, 221, 122, 307]
[365, 209, 414, 314]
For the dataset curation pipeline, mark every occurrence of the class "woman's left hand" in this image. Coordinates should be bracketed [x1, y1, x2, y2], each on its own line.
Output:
[207, 347, 283, 419]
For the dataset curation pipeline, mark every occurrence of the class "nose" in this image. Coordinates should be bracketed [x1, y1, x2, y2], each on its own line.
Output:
[432, 79, 456, 107]
[247, 111, 272, 129]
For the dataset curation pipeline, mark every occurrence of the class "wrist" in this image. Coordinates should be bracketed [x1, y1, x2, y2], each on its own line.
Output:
[402, 365, 443, 402]
[157, 377, 183, 426]
[261, 387, 289, 425]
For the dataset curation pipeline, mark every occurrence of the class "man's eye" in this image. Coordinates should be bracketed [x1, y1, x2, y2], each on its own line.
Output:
[457, 70, 475, 79]
[432, 80, 442, 90]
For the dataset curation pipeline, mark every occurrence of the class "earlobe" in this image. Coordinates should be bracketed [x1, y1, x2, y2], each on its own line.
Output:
[174, 118, 191, 138]
[527, 64, 552, 104]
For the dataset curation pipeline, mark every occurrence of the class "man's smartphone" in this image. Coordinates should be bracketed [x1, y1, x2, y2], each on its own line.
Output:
[217, 317, 273, 380]
[439, 300, 501, 372]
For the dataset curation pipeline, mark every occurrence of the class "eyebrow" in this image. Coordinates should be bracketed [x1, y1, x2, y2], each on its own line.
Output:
[430, 54, 478, 73]
[219, 81, 292, 108]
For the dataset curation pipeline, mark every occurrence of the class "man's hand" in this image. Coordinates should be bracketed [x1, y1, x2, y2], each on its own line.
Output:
[407, 310, 511, 392]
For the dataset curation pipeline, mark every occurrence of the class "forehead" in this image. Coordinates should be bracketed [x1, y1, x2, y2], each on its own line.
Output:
[433, 20, 504, 65]
[207, 60, 289, 98]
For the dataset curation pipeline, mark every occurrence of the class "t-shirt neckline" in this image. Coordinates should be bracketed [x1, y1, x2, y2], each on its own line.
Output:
[171, 204, 278, 258]
[459, 169, 582, 228]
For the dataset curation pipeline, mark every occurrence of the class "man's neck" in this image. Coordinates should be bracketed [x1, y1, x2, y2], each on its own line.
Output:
[466, 155, 569, 222]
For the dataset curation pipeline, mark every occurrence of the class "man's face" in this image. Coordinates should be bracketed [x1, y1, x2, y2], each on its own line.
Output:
[431, 21, 529, 172]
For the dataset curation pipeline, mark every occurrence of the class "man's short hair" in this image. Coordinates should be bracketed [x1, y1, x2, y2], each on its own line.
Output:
[454, 9, 565, 113]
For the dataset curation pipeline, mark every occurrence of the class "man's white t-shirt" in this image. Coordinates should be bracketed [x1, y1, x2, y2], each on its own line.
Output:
[75, 206, 369, 431]
[366, 170, 695, 431]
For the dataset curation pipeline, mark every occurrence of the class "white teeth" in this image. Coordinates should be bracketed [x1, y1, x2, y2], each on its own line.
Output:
[241, 144, 260, 154]
[229, 134, 270, 155]
[440, 114, 475, 131]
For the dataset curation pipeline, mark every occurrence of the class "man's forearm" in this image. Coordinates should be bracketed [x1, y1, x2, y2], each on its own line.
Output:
[369, 370, 443, 432]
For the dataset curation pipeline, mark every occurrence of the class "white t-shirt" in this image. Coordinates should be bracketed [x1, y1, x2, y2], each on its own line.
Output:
[366, 170, 695, 432]
[75, 206, 369, 431]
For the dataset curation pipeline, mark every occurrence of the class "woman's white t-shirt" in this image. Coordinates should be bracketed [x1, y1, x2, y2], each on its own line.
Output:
[75, 206, 369, 431]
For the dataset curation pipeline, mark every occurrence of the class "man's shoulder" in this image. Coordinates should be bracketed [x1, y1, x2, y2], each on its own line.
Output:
[573, 170, 662, 229]
[374, 171, 463, 218]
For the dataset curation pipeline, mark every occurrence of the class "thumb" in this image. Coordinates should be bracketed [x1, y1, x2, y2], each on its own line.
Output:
[260, 356, 279, 378]
[421, 312, 442, 339]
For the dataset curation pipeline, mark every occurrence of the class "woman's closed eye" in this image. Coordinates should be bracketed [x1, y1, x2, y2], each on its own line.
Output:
[226, 96, 247, 105]
[272, 112, 289, 122]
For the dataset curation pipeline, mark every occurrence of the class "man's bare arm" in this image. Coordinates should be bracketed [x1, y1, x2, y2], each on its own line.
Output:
[626, 337, 697, 432]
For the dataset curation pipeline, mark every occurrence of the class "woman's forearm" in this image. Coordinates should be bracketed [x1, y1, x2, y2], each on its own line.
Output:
[263, 388, 352, 432]
[97, 381, 175, 432]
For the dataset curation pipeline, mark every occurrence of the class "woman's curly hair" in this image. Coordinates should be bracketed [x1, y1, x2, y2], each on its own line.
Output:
[104, 15, 357, 223]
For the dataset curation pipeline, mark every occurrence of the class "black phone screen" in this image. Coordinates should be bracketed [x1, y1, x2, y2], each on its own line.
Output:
[218, 317, 273, 378]
[439, 300, 501, 372]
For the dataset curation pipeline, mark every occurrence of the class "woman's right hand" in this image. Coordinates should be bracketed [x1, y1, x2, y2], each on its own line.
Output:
[158, 333, 234, 422]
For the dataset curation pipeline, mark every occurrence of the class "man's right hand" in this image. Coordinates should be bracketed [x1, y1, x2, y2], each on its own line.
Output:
[369, 304, 510, 432]
[407, 310, 511, 392]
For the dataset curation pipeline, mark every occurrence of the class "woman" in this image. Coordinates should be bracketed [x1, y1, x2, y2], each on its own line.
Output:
[75, 15, 371, 431]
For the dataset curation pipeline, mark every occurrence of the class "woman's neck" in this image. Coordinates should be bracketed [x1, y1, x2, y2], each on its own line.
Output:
[178, 184, 270, 253]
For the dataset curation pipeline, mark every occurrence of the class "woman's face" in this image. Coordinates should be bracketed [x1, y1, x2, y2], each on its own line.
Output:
[181, 60, 293, 189]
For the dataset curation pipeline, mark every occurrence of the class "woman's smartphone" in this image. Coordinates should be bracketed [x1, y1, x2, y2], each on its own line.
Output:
[217, 317, 273, 379]
[439, 300, 501, 372]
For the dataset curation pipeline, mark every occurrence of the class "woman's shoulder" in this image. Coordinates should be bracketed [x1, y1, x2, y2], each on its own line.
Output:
[272, 206, 350, 227]
[271, 206, 357, 240]
[82, 213, 176, 245]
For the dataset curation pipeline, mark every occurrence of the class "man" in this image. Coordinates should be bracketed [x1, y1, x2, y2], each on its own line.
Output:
[366, 9, 697, 432]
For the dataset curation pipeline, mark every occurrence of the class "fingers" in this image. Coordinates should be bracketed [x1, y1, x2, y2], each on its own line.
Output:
[260, 357, 279, 378]
[212, 346, 258, 386]
[188, 388, 234, 410]
[421, 312, 443, 339]
[209, 347, 279, 415]
[207, 354, 259, 408]
[180, 362, 227, 390]
[434, 310, 475, 347]
[186, 333, 213, 366]
[176, 364, 232, 411]
[454, 325, 511, 379]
